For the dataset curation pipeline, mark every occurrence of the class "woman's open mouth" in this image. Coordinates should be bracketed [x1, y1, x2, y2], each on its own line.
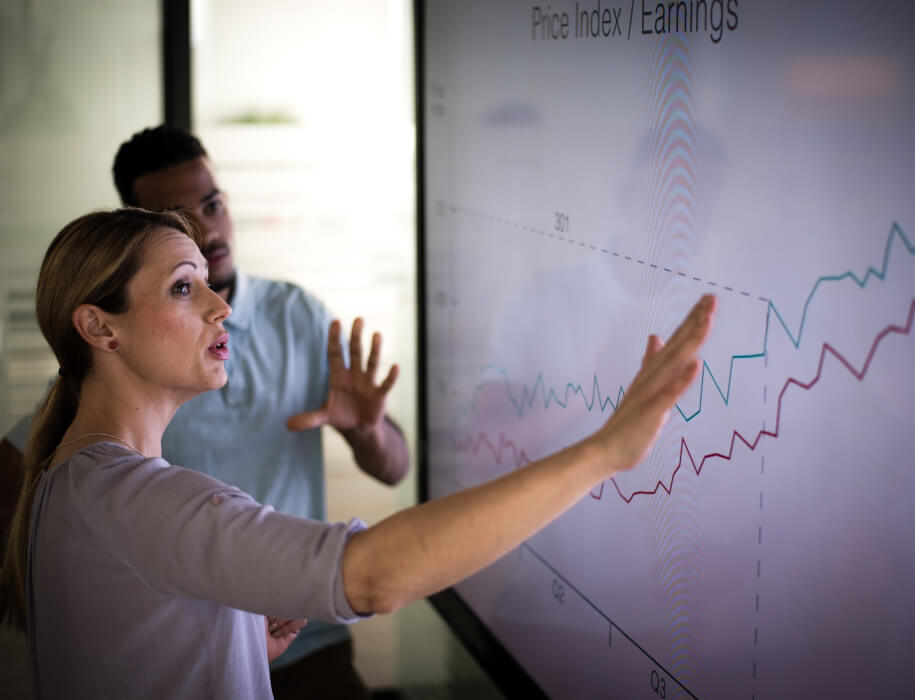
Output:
[207, 333, 230, 361]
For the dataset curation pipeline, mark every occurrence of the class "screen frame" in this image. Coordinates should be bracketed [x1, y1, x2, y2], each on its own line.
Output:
[413, 1, 548, 697]
[411, 2, 915, 696]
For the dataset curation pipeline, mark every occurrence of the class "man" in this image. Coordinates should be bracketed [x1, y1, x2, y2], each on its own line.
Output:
[1, 125, 410, 699]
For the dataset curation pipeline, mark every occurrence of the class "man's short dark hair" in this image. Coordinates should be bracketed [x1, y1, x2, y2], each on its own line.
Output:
[112, 125, 208, 206]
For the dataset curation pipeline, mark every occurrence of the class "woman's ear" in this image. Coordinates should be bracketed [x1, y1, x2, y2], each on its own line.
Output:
[72, 305, 119, 352]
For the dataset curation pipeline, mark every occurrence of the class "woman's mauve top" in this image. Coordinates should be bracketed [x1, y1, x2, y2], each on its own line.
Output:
[26, 442, 367, 699]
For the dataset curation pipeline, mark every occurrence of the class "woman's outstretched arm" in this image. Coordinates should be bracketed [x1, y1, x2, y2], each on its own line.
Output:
[342, 294, 717, 614]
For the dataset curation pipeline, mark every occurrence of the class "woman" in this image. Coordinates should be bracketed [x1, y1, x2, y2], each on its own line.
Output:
[0, 208, 716, 698]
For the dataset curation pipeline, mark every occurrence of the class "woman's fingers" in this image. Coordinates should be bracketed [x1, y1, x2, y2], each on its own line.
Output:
[654, 357, 702, 409]
[642, 334, 663, 368]
[650, 296, 714, 367]
[634, 295, 715, 402]
[600, 297, 715, 473]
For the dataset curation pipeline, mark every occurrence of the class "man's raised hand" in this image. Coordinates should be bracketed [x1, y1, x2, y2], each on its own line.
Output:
[286, 318, 398, 433]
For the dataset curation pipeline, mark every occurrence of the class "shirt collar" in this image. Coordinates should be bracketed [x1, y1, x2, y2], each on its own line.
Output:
[225, 270, 253, 330]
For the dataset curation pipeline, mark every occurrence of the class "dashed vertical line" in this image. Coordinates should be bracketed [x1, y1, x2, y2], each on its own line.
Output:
[754, 354, 768, 699]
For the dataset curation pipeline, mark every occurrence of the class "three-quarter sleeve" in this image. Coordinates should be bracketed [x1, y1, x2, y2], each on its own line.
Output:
[70, 446, 369, 623]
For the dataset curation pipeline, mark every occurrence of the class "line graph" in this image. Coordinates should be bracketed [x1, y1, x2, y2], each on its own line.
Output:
[455, 222, 914, 425]
[456, 298, 915, 504]
[423, 2, 915, 694]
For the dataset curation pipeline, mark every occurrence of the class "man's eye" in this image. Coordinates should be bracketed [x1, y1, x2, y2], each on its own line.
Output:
[173, 281, 191, 296]
[205, 199, 223, 216]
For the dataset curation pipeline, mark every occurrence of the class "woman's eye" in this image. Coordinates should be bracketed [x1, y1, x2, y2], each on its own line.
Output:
[173, 281, 191, 296]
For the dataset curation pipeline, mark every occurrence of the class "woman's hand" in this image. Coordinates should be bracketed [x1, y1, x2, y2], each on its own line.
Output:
[265, 617, 307, 663]
[341, 295, 717, 616]
[590, 293, 717, 476]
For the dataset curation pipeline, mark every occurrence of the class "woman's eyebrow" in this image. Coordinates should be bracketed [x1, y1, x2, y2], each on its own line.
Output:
[171, 260, 208, 273]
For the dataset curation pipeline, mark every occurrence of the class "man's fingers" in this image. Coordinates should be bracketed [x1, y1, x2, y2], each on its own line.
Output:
[379, 364, 399, 395]
[278, 619, 306, 636]
[366, 332, 382, 381]
[269, 618, 307, 637]
[327, 320, 346, 371]
[350, 318, 364, 371]
[286, 408, 329, 432]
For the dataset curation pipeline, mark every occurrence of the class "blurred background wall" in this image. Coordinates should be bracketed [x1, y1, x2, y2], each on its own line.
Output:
[0, 0, 501, 697]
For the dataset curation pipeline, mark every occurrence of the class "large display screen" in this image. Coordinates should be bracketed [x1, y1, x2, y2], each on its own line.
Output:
[417, 1, 915, 697]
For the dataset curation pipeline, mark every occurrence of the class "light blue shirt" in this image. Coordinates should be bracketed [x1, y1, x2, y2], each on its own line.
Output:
[9, 271, 350, 666]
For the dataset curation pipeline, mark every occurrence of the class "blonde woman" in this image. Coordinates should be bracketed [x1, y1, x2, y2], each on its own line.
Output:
[1, 208, 716, 699]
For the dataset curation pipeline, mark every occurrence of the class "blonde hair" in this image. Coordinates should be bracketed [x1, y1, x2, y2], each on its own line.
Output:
[0, 208, 203, 630]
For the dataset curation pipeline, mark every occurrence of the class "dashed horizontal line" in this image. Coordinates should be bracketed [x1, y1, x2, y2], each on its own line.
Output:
[452, 205, 768, 302]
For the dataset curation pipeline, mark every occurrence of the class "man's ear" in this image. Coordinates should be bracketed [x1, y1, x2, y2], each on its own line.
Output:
[72, 304, 118, 352]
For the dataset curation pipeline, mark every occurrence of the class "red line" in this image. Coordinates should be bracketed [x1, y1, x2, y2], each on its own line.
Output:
[453, 431, 533, 469]
[608, 298, 915, 503]
[454, 299, 915, 505]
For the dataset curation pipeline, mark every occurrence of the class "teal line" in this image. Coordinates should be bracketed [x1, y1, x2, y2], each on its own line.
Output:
[458, 222, 913, 422]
